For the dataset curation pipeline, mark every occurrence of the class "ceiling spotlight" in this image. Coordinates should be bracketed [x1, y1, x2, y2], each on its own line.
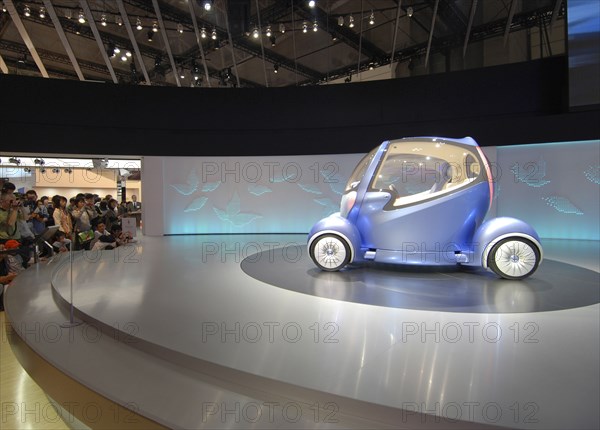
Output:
[121, 54, 128, 62]
[179, 67, 185, 79]
[2, 2, 6, 13]
[34, 158, 45, 165]
[125, 51, 132, 58]
[269, 35, 276, 46]
[348, 15, 354, 28]
[23, 5, 31, 17]
[116, 16, 123, 26]
[266, 25, 272, 37]
[147, 30, 154, 42]
[152, 21, 158, 32]
[337, 16, 344, 26]
[177, 23, 183, 34]
[8, 157, 21, 165]
[279, 23, 285, 33]
[211, 28, 217, 40]
[114, 46, 121, 54]
[64, 168, 73, 174]
[368, 62, 374, 70]
[24, 167, 31, 173]
[39, 6, 46, 19]
[101, 14, 107, 26]
[252, 26, 259, 39]
[203, 0, 213, 11]
[331, 32, 338, 42]
[136, 18, 142, 30]
[273, 64, 279, 74]
[65, 9, 72, 19]
[313, 20, 318, 32]
[52, 168, 60, 174]
[369, 11, 374, 25]
[201, 26, 207, 38]
[308, 0, 316, 8]
[78, 10, 85, 23]
[407, 7, 413, 18]
[302, 21, 307, 33]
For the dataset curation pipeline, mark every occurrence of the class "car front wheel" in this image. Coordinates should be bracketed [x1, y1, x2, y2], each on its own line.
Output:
[310, 234, 351, 271]
[488, 237, 540, 280]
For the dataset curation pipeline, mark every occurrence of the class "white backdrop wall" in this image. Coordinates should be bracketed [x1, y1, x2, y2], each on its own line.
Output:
[142, 140, 599, 240]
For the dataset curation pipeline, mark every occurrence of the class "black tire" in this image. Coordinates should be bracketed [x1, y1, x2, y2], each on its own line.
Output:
[488, 237, 540, 280]
[309, 234, 351, 272]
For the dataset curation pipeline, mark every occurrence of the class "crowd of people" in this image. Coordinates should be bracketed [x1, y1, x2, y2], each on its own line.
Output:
[0, 180, 142, 291]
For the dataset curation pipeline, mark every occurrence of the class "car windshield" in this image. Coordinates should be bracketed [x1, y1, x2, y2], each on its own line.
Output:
[344, 146, 379, 192]
[371, 139, 483, 206]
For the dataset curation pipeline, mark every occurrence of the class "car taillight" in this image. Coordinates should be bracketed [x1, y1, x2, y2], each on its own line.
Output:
[340, 191, 357, 218]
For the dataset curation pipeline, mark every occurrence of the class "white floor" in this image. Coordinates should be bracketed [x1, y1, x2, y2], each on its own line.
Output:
[5, 235, 599, 429]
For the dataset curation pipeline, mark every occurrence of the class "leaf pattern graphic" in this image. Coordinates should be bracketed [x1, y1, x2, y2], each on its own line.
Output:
[542, 196, 583, 215]
[584, 165, 600, 185]
[201, 181, 221, 192]
[184, 197, 208, 212]
[170, 170, 199, 195]
[248, 184, 272, 196]
[213, 193, 262, 227]
[298, 183, 323, 194]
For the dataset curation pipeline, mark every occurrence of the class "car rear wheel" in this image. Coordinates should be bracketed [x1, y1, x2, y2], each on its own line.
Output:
[488, 237, 540, 280]
[310, 234, 351, 271]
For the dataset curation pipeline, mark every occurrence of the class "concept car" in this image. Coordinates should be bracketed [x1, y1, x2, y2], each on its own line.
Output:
[308, 137, 542, 279]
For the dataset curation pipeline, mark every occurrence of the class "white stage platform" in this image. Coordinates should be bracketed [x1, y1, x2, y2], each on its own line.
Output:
[4, 235, 599, 429]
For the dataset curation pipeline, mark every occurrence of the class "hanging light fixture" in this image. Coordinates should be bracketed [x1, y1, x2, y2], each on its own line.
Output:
[313, 20, 318, 32]
[2, 2, 6, 13]
[266, 25, 271, 37]
[179, 67, 185, 79]
[201, 27, 207, 38]
[152, 21, 158, 32]
[147, 30, 154, 42]
[407, 7, 414, 18]
[116, 16, 123, 26]
[337, 16, 344, 26]
[308, 0, 316, 8]
[136, 18, 142, 31]
[78, 10, 85, 23]
[177, 23, 184, 34]
[23, 5, 31, 17]
[369, 11, 374, 25]
[125, 51, 132, 58]
[252, 26, 259, 39]
[273, 64, 279, 73]
[203, 0, 213, 11]
[65, 9, 72, 19]
[279, 23, 285, 33]
[39, 6, 46, 19]
[348, 15, 354, 28]
[302, 21, 307, 33]
[101, 14, 107, 26]
[211, 28, 217, 40]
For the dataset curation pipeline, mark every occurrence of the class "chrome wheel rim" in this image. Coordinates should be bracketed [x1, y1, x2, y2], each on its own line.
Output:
[494, 240, 537, 277]
[314, 236, 347, 270]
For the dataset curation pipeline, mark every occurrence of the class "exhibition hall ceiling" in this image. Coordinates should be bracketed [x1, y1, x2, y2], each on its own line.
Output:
[0, 0, 564, 87]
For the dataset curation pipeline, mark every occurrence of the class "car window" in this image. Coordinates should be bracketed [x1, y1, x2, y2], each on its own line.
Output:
[370, 139, 482, 207]
[344, 146, 379, 192]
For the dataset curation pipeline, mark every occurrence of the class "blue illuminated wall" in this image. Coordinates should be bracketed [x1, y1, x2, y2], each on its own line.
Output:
[145, 140, 599, 240]
[158, 154, 363, 235]
[496, 140, 599, 240]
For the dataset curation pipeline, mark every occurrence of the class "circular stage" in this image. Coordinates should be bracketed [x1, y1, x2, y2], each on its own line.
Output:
[241, 245, 600, 313]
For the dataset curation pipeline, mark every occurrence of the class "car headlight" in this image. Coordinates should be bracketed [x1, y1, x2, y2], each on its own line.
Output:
[340, 191, 357, 218]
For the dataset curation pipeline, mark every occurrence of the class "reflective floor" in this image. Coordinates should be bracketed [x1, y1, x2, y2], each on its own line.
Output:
[5, 235, 600, 430]
[241, 246, 600, 313]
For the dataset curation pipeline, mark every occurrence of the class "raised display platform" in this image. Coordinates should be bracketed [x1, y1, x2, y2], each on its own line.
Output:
[4, 235, 599, 429]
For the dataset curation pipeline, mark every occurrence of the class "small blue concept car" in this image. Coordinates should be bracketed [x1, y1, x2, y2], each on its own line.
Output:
[308, 137, 542, 279]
